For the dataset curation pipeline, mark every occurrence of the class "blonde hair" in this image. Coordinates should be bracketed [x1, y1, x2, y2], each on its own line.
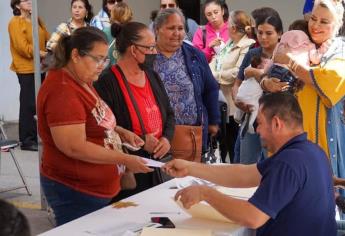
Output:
[229, 10, 255, 38]
[313, 0, 344, 35]
[110, 2, 133, 24]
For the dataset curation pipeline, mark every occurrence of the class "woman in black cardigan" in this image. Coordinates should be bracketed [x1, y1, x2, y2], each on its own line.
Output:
[94, 22, 175, 199]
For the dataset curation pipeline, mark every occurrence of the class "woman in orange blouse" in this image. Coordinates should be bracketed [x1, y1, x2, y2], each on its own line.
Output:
[8, 0, 50, 151]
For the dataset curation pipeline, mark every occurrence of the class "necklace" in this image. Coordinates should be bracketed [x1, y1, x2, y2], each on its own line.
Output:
[64, 66, 99, 101]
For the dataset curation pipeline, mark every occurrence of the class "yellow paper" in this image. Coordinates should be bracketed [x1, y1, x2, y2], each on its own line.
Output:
[175, 200, 232, 223]
[140, 227, 212, 236]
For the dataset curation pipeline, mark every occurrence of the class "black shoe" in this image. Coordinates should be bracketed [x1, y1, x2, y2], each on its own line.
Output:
[21, 144, 38, 152]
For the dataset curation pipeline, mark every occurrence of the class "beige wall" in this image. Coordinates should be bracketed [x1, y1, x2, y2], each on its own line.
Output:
[38, 0, 160, 32]
[225, 0, 305, 31]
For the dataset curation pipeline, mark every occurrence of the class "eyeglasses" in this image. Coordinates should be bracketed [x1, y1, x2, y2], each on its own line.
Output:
[160, 3, 176, 9]
[81, 51, 110, 68]
[133, 43, 157, 52]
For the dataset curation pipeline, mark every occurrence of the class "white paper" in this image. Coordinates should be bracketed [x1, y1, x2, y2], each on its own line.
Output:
[142, 158, 165, 168]
[175, 200, 233, 223]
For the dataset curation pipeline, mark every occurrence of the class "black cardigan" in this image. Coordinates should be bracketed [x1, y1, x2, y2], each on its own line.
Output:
[94, 65, 175, 141]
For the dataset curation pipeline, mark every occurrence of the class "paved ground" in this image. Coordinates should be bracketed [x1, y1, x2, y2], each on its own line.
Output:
[0, 122, 54, 235]
[0, 122, 226, 235]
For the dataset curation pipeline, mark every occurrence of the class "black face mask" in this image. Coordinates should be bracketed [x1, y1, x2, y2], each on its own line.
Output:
[138, 54, 157, 71]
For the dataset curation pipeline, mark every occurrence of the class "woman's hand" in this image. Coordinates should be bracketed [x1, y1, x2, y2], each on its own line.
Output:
[40, 50, 48, 59]
[244, 67, 264, 81]
[234, 100, 253, 113]
[116, 126, 144, 149]
[262, 77, 290, 93]
[208, 125, 219, 137]
[153, 137, 171, 159]
[143, 133, 159, 154]
[273, 44, 290, 65]
[124, 155, 153, 173]
[209, 38, 222, 48]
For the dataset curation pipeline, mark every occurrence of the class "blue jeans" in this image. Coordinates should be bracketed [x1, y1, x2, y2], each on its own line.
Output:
[40, 175, 111, 226]
[234, 130, 262, 164]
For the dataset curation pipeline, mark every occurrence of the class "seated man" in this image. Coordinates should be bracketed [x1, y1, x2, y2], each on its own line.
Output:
[163, 92, 336, 236]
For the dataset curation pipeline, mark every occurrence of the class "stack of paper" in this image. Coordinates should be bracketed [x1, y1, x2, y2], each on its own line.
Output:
[175, 200, 232, 223]
[140, 228, 212, 236]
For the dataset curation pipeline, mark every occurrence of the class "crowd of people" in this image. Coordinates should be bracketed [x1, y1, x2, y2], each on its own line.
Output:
[5, 0, 345, 235]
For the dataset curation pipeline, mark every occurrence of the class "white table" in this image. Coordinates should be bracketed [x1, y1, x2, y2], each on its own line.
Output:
[39, 179, 255, 236]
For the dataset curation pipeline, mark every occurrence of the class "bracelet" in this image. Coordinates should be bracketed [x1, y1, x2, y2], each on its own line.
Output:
[288, 58, 299, 73]
[260, 77, 268, 91]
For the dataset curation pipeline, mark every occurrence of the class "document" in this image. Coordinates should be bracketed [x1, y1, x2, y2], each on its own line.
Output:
[175, 200, 233, 223]
[140, 228, 212, 236]
[142, 158, 165, 168]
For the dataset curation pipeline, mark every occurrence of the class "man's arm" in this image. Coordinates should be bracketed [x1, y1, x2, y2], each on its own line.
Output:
[163, 159, 261, 188]
[176, 185, 269, 229]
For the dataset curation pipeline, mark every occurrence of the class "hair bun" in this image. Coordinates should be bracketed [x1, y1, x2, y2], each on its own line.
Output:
[111, 23, 123, 38]
[245, 25, 252, 32]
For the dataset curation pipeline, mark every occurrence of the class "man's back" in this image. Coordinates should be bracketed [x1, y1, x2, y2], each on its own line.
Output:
[249, 133, 336, 236]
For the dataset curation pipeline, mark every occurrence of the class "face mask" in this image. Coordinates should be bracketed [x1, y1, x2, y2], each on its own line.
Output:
[138, 54, 157, 71]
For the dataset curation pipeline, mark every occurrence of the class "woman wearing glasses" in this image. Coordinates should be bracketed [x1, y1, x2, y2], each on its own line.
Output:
[8, 0, 50, 151]
[37, 27, 152, 226]
[95, 22, 175, 199]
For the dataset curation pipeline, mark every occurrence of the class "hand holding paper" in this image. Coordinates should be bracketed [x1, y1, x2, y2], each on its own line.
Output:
[142, 157, 165, 168]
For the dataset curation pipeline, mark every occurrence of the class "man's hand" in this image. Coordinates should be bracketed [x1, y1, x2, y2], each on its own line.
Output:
[175, 185, 210, 209]
[153, 137, 171, 159]
[162, 159, 193, 178]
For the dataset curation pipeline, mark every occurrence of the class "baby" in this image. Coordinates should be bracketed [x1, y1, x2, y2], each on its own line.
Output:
[234, 21, 315, 134]
[234, 55, 266, 135]
[268, 29, 315, 93]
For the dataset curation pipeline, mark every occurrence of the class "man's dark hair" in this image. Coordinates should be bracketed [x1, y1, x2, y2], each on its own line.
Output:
[259, 92, 303, 128]
[0, 199, 31, 236]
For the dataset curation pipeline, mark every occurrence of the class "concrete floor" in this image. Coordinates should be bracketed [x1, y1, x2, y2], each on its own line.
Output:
[0, 122, 54, 235]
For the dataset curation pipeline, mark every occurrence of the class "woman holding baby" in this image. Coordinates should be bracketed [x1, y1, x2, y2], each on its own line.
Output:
[231, 10, 283, 164]
[267, 0, 345, 178]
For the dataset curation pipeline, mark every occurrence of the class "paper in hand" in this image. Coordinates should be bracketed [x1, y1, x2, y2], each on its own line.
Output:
[142, 157, 165, 168]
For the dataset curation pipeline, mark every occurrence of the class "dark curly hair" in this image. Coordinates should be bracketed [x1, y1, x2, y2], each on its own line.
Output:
[10, 0, 22, 16]
[71, 0, 94, 23]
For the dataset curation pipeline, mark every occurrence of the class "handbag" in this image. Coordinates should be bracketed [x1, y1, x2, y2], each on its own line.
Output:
[170, 124, 202, 162]
[106, 129, 137, 190]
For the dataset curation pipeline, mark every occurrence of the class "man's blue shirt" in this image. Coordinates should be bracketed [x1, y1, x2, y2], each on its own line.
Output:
[249, 133, 336, 236]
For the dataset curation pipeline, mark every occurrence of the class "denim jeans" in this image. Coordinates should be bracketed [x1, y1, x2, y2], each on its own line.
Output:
[40, 175, 111, 226]
[234, 130, 262, 164]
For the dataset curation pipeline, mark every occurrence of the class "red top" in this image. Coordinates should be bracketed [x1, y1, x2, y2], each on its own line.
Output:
[37, 69, 123, 198]
[112, 66, 163, 139]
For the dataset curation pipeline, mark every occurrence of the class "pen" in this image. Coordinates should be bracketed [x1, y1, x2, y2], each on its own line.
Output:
[149, 211, 181, 214]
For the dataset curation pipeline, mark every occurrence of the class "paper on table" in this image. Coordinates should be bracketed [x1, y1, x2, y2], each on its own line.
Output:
[140, 227, 212, 236]
[175, 200, 233, 223]
[216, 186, 257, 200]
[142, 158, 164, 168]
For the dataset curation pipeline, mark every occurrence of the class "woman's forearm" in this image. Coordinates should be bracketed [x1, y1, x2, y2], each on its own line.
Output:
[62, 139, 129, 165]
